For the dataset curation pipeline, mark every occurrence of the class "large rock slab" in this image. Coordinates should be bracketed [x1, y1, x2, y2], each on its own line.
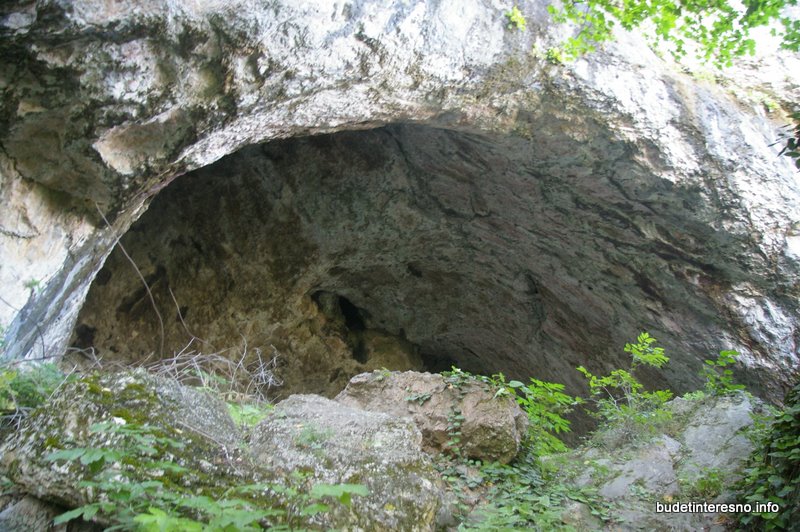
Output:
[248, 394, 444, 531]
[336, 370, 529, 463]
[0, 370, 242, 509]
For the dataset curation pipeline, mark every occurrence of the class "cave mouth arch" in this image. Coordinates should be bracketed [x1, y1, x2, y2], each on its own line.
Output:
[68, 121, 741, 400]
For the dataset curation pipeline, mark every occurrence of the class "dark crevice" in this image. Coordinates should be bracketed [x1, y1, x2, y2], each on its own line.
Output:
[338, 296, 366, 332]
[71, 324, 96, 351]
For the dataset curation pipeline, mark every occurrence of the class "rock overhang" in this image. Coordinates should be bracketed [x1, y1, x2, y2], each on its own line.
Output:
[1, 0, 798, 403]
[69, 119, 800, 401]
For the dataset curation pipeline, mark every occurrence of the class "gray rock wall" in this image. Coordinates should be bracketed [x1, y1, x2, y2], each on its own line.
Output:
[1, 1, 798, 399]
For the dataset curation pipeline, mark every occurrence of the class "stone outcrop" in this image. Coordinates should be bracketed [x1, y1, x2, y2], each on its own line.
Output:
[0, 371, 447, 530]
[336, 370, 529, 463]
[564, 392, 765, 531]
[0, 371, 244, 510]
[0, 1, 798, 402]
[249, 394, 445, 531]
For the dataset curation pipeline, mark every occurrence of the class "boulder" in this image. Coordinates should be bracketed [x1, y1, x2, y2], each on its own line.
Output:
[676, 392, 757, 483]
[0, 370, 243, 510]
[248, 393, 444, 531]
[336, 370, 529, 463]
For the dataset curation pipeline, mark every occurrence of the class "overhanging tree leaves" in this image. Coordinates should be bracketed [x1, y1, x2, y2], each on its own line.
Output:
[548, 0, 800, 66]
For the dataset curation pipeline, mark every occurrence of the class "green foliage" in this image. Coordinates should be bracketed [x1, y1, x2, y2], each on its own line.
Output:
[548, 0, 800, 66]
[45, 420, 367, 530]
[681, 390, 707, 401]
[0, 369, 15, 411]
[578, 332, 673, 442]
[460, 449, 610, 530]
[679, 467, 725, 499]
[405, 391, 433, 405]
[737, 379, 800, 530]
[504, 376, 579, 455]
[23, 279, 41, 292]
[1, 362, 69, 413]
[372, 367, 391, 381]
[702, 350, 746, 396]
[446, 409, 466, 458]
[227, 401, 272, 429]
[295, 424, 333, 450]
[441, 367, 577, 457]
[441, 366, 478, 388]
[505, 5, 527, 31]
[545, 47, 567, 64]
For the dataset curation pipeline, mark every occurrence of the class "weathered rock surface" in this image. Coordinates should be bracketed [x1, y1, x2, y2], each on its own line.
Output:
[0, 495, 98, 531]
[0, 496, 66, 531]
[0, 1, 798, 403]
[248, 393, 444, 531]
[0, 371, 447, 530]
[568, 392, 765, 531]
[0, 371, 243, 509]
[336, 370, 529, 463]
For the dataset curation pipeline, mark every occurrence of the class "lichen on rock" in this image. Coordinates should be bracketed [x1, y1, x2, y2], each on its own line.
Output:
[249, 393, 445, 531]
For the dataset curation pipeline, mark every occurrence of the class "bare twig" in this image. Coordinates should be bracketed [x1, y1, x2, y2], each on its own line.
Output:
[94, 202, 165, 356]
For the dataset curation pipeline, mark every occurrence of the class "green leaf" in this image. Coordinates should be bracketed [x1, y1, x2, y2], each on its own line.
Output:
[46, 448, 87, 462]
[53, 505, 97, 524]
[301, 502, 329, 515]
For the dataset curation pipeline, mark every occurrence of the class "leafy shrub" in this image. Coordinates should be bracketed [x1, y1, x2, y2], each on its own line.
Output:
[679, 467, 725, 499]
[702, 350, 745, 396]
[441, 367, 578, 457]
[503, 377, 579, 455]
[737, 379, 800, 530]
[577, 332, 673, 443]
[1, 362, 69, 412]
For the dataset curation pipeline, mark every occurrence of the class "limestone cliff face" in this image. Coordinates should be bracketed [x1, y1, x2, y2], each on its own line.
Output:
[1, 1, 798, 398]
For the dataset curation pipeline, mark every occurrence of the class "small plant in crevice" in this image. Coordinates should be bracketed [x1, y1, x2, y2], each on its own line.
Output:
[228, 401, 273, 430]
[577, 332, 673, 444]
[405, 390, 433, 405]
[295, 424, 334, 452]
[545, 46, 567, 65]
[373, 367, 391, 382]
[23, 278, 41, 294]
[678, 466, 725, 499]
[505, 5, 527, 31]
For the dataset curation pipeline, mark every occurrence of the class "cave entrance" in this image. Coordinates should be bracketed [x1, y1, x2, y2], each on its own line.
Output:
[67, 120, 694, 404]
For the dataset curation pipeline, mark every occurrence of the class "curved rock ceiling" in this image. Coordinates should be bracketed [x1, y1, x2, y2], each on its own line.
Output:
[73, 122, 799, 399]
